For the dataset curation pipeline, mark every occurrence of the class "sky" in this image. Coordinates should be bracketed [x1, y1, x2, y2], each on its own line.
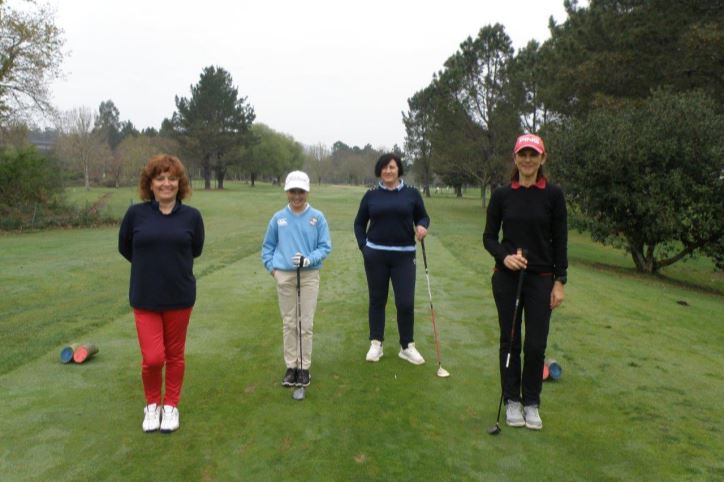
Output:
[48, 0, 573, 150]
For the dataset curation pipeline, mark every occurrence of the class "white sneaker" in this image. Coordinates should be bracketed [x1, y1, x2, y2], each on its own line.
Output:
[142, 403, 160, 432]
[398, 342, 425, 365]
[524, 405, 543, 430]
[366, 340, 383, 362]
[505, 401, 525, 427]
[160, 405, 179, 433]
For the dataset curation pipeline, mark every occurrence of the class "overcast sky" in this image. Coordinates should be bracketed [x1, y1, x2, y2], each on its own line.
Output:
[48, 0, 573, 150]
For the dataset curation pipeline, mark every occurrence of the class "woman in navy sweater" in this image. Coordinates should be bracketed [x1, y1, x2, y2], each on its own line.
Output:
[119, 154, 204, 434]
[483, 134, 567, 431]
[354, 153, 430, 365]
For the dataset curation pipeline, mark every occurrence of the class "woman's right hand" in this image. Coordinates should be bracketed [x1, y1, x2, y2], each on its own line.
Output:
[503, 253, 527, 271]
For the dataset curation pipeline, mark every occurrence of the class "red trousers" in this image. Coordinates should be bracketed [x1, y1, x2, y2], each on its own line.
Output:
[133, 307, 192, 407]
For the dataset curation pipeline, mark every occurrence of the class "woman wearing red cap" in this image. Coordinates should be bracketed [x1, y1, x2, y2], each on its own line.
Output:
[483, 134, 568, 430]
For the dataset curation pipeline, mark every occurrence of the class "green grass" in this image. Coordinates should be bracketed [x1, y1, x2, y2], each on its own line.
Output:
[0, 183, 722, 481]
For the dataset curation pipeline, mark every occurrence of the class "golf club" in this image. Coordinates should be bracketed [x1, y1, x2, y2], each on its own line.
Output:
[420, 239, 450, 378]
[488, 248, 526, 435]
[292, 258, 305, 401]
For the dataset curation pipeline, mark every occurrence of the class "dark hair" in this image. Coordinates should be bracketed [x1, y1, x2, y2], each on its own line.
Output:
[139, 154, 191, 201]
[374, 153, 404, 177]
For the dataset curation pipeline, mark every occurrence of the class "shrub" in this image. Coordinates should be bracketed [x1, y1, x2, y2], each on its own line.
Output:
[0, 147, 117, 230]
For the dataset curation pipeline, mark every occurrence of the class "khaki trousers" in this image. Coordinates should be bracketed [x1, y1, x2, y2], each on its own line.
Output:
[273, 269, 320, 370]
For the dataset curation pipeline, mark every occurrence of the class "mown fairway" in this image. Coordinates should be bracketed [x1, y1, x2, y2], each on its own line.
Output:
[1, 183, 722, 481]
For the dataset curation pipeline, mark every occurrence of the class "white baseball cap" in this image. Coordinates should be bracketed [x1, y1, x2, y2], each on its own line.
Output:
[284, 170, 310, 192]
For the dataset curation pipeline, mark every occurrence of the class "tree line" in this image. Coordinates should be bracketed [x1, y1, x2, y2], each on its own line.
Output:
[0, 1, 392, 231]
[6, 65, 393, 192]
[402, 0, 722, 272]
[0, 1, 392, 194]
[1, 0, 721, 272]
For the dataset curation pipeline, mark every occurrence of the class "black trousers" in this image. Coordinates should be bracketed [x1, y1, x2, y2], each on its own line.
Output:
[492, 270, 553, 407]
[362, 247, 416, 348]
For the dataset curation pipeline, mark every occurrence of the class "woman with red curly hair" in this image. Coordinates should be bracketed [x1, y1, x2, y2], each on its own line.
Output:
[119, 154, 204, 434]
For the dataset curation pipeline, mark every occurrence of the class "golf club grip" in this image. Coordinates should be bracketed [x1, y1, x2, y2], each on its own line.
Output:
[421, 239, 428, 269]
[512, 270, 525, 327]
[507, 262, 526, 362]
[514, 247, 527, 302]
[515, 270, 525, 299]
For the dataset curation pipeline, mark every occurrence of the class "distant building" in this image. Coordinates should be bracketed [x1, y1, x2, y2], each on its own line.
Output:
[27, 129, 58, 152]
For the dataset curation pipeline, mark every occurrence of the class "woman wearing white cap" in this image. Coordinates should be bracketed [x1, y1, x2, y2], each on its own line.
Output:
[262, 171, 332, 388]
[483, 134, 568, 430]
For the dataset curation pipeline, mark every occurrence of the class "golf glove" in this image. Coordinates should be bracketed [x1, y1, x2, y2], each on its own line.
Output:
[292, 253, 310, 268]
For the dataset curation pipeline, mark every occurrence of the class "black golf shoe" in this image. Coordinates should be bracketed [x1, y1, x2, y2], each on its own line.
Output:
[282, 368, 297, 387]
[297, 369, 310, 387]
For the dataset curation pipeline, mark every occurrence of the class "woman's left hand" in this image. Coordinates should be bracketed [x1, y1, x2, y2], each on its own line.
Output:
[550, 281, 565, 309]
[415, 225, 428, 241]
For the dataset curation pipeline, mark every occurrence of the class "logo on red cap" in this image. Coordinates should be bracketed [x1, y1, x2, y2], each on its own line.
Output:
[514, 134, 545, 154]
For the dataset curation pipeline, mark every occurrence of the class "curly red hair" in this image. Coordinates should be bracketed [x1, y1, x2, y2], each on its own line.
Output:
[138, 154, 192, 201]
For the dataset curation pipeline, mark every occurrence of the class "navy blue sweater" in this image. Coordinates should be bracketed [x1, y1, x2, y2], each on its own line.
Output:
[118, 201, 204, 310]
[353, 183, 430, 250]
[483, 178, 568, 280]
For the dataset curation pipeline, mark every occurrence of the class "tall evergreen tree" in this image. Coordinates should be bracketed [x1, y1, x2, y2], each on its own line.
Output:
[540, 0, 723, 116]
[406, 24, 521, 203]
[171, 66, 255, 189]
[403, 86, 435, 196]
[93, 100, 122, 150]
[509, 40, 553, 133]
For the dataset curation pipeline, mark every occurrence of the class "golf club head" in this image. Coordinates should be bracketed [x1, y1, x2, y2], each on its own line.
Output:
[436, 366, 450, 378]
[487, 423, 501, 435]
[292, 387, 305, 401]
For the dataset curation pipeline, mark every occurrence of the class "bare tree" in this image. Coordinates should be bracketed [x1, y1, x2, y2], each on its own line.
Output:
[304, 142, 329, 185]
[0, 0, 65, 124]
[55, 107, 110, 190]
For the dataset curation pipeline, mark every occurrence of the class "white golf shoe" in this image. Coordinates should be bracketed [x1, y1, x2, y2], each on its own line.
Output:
[505, 401, 525, 427]
[524, 405, 543, 430]
[160, 405, 179, 433]
[398, 342, 425, 365]
[142, 403, 160, 432]
[366, 340, 383, 362]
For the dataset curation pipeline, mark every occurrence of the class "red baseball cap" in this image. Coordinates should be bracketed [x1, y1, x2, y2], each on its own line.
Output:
[513, 134, 545, 154]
